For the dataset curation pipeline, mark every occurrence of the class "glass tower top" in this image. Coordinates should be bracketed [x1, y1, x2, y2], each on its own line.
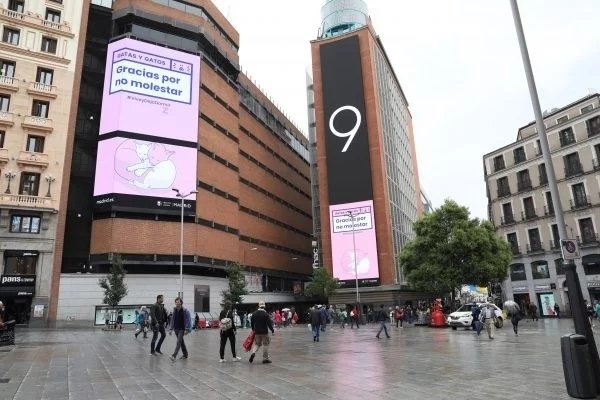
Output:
[320, 0, 369, 38]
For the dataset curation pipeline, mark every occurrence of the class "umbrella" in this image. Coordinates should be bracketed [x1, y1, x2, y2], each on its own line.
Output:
[281, 308, 291, 312]
[504, 300, 519, 313]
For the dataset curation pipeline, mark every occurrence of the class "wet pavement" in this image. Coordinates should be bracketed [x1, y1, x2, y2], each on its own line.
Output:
[0, 318, 593, 399]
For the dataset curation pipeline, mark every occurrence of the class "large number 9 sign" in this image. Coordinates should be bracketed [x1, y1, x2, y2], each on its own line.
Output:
[329, 105, 361, 153]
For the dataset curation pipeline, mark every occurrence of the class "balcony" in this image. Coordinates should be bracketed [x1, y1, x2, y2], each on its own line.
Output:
[550, 240, 561, 250]
[501, 214, 515, 226]
[527, 243, 544, 253]
[0, 147, 7, 166]
[539, 173, 548, 185]
[517, 178, 532, 192]
[0, 75, 18, 92]
[0, 193, 54, 209]
[570, 196, 591, 210]
[0, 8, 72, 35]
[522, 209, 537, 221]
[510, 245, 521, 256]
[497, 187, 511, 198]
[578, 233, 599, 246]
[27, 82, 57, 98]
[565, 161, 583, 178]
[587, 117, 600, 137]
[544, 205, 555, 216]
[21, 115, 53, 132]
[0, 111, 14, 126]
[494, 162, 505, 173]
[16, 151, 49, 169]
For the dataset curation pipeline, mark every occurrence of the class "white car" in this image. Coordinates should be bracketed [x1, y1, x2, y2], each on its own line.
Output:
[447, 303, 503, 330]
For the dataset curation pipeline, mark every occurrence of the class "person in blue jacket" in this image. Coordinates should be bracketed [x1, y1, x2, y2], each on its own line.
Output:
[168, 297, 192, 361]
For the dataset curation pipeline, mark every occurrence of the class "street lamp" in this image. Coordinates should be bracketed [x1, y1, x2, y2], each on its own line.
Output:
[347, 210, 360, 313]
[4, 170, 15, 194]
[172, 188, 197, 300]
[45, 175, 55, 198]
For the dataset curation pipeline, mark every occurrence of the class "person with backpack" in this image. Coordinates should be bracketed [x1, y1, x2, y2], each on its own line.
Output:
[219, 301, 241, 362]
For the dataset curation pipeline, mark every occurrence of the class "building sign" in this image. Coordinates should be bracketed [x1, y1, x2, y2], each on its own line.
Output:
[320, 35, 379, 286]
[588, 281, 600, 288]
[535, 284, 551, 291]
[244, 272, 263, 293]
[0, 275, 36, 287]
[293, 281, 302, 296]
[312, 241, 319, 269]
[94, 38, 201, 214]
[512, 286, 528, 293]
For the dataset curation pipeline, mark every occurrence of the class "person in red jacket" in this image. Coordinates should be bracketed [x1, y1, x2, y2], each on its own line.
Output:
[350, 306, 360, 329]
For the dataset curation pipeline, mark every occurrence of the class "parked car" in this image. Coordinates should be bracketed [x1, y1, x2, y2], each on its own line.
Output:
[447, 303, 503, 330]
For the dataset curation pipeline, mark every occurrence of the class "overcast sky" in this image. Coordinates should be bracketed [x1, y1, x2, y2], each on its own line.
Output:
[211, 0, 600, 220]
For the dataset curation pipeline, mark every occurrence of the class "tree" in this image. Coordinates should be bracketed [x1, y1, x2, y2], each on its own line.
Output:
[221, 262, 248, 305]
[98, 254, 128, 307]
[304, 267, 340, 300]
[398, 200, 511, 299]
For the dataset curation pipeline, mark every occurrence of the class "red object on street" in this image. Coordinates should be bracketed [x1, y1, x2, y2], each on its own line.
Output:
[243, 331, 255, 352]
[430, 298, 446, 327]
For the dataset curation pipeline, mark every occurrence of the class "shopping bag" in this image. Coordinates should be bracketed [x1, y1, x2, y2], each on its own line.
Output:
[243, 331, 255, 352]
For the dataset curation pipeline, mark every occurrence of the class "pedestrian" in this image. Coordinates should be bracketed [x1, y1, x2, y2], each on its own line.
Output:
[340, 308, 348, 328]
[481, 299, 497, 340]
[135, 306, 149, 338]
[116, 309, 123, 330]
[327, 306, 335, 328]
[274, 310, 282, 329]
[509, 304, 521, 336]
[350, 306, 360, 328]
[103, 308, 110, 330]
[471, 304, 481, 331]
[529, 303, 538, 322]
[219, 301, 241, 362]
[319, 305, 328, 332]
[168, 297, 191, 361]
[587, 301, 596, 327]
[150, 294, 168, 355]
[310, 305, 322, 342]
[292, 311, 299, 326]
[249, 301, 275, 364]
[376, 304, 390, 339]
[405, 305, 413, 324]
[194, 313, 200, 330]
[594, 301, 600, 324]
[554, 303, 560, 318]
[395, 306, 404, 328]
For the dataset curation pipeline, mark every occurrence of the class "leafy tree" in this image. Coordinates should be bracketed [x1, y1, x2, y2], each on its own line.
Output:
[222, 262, 248, 305]
[304, 267, 340, 300]
[98, 254, 128, 307]
[398, 200, 510, 299]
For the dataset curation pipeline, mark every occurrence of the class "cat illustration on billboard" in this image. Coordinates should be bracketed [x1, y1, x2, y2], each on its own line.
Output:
[342, 248, 371, 275]
[114, 139, 177, 191]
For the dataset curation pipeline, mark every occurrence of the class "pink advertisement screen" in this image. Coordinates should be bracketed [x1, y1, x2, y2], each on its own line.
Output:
[329, 200, 380, 282]
[99, 38, 200, 142]
[94, 138, 197, 201]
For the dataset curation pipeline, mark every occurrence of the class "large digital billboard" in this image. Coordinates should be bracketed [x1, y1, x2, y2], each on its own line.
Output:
[320, 35, 380, 285]
[94, 38, 200, 214]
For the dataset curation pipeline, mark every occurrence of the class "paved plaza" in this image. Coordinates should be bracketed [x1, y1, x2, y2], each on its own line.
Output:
[0, 318, 594, 400]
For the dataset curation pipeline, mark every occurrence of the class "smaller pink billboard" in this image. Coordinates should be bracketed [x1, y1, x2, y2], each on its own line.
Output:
[329, 200, 380, 282]
[93, 137, 197, 201]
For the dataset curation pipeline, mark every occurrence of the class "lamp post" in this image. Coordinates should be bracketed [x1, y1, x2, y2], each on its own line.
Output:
[347, 210, 360, 313]
[4, 170, 15, 194]
[172, 188, 197, 300]
[45, 175, 55, 197]
[510, 0, 600, 389]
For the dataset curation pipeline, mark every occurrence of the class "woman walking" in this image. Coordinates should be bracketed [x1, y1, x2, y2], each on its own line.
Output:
[219, 301, 241, 362]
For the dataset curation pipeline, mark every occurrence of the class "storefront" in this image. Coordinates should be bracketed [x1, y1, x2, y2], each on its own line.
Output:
[535, 284, 558, 317]
[587, 280, 600, 303]
[0, 274, 36, 324]
[512, 285, 530, 315]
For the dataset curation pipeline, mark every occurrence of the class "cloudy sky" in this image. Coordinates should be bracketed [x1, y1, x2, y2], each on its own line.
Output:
[212, 0, 600, 219]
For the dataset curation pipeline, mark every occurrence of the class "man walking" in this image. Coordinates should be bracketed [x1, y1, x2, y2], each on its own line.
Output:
[554, 303, 560, 318]
[249, 301, 275, 364]
[219, 301, 241, 362]
[150, 295, 168, 355]
[375, 304, 390, 339]
[168, 297, 191, 361]
[310, 305, 322, 342]
[481, 299, 497, 340]
[529, 303, 538, 322]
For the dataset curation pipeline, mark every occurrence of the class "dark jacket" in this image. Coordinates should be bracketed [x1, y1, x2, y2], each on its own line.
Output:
[150, 302, 167, 326]
[251, 308, 274, 335]
[168, 307, 191, 332]
[219, 309, 236, 333]
[310, 309, 322, 326]
[377, 309, 387, 322]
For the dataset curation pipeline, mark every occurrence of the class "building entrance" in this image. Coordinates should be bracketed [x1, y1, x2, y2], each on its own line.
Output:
[513, 293, 531, 316]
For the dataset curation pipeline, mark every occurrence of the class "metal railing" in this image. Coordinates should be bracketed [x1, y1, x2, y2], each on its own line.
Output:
[577, 233, 599, 245]
[501, 214, 515, 225]
[517, 177, 532, 192]
[0, 7, 71, 33]
[570, 196, 591, 210]
[510, 245, 521, 255]
[0, 194, 53, 207]
[544, 205, 555, 216]
[497, 187, 511, 198]
[527, 242, 544, 253]
[539, 173, 548, 185]
[522, 209, 537, 220]
[565, 161, 583, 177]
[550, 240, 560, 250]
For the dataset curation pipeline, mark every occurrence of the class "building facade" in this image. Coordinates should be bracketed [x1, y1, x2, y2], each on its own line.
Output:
[0, 0, 86, 325]
[484, 94, 600, 317]
[310, 0, 424, 305]
[50, 0, 312, 323]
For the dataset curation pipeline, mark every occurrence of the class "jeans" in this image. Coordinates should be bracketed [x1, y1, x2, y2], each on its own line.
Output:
[312, 324, 321, 340]
[172, 330, 188, 357]
[377, 321, 389, 338]
[350, 317, 359, 328]
[151, 323, 166, 353]
[219, 330, 236, 359]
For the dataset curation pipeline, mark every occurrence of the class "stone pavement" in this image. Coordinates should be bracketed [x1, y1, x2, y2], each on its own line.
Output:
[0, 318, 594, 400]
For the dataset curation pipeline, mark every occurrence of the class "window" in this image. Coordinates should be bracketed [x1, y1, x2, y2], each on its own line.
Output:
[513, 146, 526, 164]
[8, 0, 24, 13]
[579, 218, 596, 244]
[194, 285, 210, 313]
[531, 261, 550, 279]
[507, 233, 519, 255]
[528, 228, 542, 252]
[535, 139, 542, 156]
[36, 68, 53, 85]
[551, 224, 560, 249]
[564, 152, 582, 177]
[26, 135, 45, 153]
[523, 196, 536, 219]
[40, 37, 57, 54]
[497, 177, 510, 197]
[502, 203, 514, 224]
[32, 100, 49, 118]
[0, 130, 4, 147]
[538, 163, 548, 185]
[0, 59, 15, 77]
[581, 104, 594, 114]
[10, 215, 41, 233]
[0, 95, 10, 112]
[571, 183, 588, 208]
[493, 155, 505, 172]
[556, 115, 569, 124]
[510, 263, 526, 281]
[517, 169, 532, 191]
[559, 127, 576, 147]
[3, 251, 37, 275]
[555, 258, 566, 275]
[19, 172, 40, 196]
[587, 116, 600, 137]
[2, 28, 20, 45]
[545, 192, 554, 215]
[45, 9, 61, 23]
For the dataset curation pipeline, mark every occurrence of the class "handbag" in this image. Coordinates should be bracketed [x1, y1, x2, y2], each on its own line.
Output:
[220, 311, 233, 332]
[242, 331, 255, 352]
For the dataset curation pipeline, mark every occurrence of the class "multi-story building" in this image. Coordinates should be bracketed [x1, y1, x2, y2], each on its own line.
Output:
[0, 0, 86, 325]
[484, 93, 600, 317]
[50, 0, 312, 323]
[310, 0, 426, 306]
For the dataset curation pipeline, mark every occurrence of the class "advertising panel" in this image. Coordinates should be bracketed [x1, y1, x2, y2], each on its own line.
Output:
[539, 293, 557, 316]
[99, 38, 200, 142]
[329, 200, 379, 286]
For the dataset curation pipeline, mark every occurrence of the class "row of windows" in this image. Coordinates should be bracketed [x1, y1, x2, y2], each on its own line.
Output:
[201, 84, 238, 117]
[510, 258, 600, 281]
[197, 179, 238, 204]
[9, 214, 41, 233]
[198, 145, 239, 172]
[200, 112, 239, 143]
[239, 235, 310, 259]
[239, 177, 311, 220]
[0, 131, 46, 153]
[0, 94, 50, 118]
[2, 250, 37, 275]
[0, 60, 54, 85]
[240, 150, 310, 201]
[7, 0, 62, 21]
[492, 115, 600, 173]
[0, 171, 47, 196]
[239, 205, 311, 239]
[2, 26, 58, 54]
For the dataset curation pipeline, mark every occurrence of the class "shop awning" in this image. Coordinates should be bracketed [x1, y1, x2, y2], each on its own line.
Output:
[0, 287, 35, 298]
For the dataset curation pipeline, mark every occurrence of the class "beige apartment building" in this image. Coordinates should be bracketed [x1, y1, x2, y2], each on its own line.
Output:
[0, 0, 85, 326]
[484, 94, 600, 317]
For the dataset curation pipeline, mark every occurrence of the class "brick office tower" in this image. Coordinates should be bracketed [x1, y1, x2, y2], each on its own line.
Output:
[51, 0, 312, 323]
[310, 0, 426, 306]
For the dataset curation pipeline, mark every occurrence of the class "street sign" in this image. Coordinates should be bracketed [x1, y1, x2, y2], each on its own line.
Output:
[560, 239, 581, 260]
